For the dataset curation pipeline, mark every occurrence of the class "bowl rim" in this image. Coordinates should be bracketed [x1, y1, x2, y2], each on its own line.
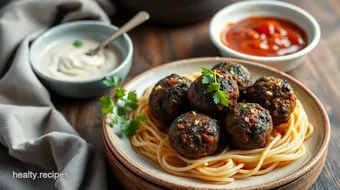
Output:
[103, 57, 330, 189]
[209, 0, 321, 62]
[29, 20, 133, 84]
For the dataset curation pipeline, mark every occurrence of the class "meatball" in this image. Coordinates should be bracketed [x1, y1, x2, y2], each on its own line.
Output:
[187, 70, 239, 113]
[149, 74, 192, 123]
[225, 103, 273, 150]
[169, 112, 220, 159]
[242, 76, 296, 126]
[212, 62, 252, 91]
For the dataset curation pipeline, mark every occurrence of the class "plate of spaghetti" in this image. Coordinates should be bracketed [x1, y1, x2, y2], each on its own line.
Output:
[102, 57, 330, 189]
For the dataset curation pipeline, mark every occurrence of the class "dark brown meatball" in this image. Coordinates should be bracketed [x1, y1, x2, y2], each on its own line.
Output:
[242, 76, 296, 126]
[169, 112, 220, 159]
[149, 74, 192, 123]
[187, 70, 239, 113]
[225, 103, 273, 150]
[212, 62, 252, 91]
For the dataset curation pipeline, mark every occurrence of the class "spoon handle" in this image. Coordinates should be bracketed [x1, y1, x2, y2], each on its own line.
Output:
[89, 11, 150, 55]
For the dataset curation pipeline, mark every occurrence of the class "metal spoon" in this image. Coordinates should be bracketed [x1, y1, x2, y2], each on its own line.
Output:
[86, 11, 150, 56]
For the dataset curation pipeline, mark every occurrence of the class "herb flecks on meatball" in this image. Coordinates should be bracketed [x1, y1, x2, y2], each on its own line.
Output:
[187, 70, 239, 113]
[169, 112, 220, 159]
[212, 62, 252, 92]
[149, 74, 192, 123]
[242, 76, 296, 126]
[225, 103, 273, 150]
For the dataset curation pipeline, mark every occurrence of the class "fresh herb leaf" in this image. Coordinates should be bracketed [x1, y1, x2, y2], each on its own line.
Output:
[200, 67, 230, 107]
[213, 89, 229, 106]
[212, 94, 220, 104]
[201, 67, 214, 75]
[100, 96, 114, 114]
[57, 69, 62, 72]
[103, 76, 122, 87]
[115, 88, 126, 99]
[228, 69, 235, 75]
[136, 114, 147, 121]
[206, 82, 220, 93]
[100, 78, 147, 137]
[121, 120, 139, 136]
[125, 91, 138, 109]
[117, 106, 126, 116]
[110, 117, 119, 126]
[202, 75, 214, 84]
[120, 114, 146, 136]
[201, 67, 214, 84]
[125, 101, 138, 110]
[73, 40, 82, 48]
[127, 91, 137, 102]
[239, 104, 247, 110]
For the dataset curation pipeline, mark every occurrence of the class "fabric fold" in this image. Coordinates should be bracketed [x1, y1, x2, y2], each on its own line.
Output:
[0, 0, 115, 189]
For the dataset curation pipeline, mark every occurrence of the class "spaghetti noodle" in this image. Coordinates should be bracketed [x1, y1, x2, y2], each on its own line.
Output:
[129, 73, 313, 183]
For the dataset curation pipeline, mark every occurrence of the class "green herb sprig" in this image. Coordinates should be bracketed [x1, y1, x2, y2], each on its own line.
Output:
[73, 40, 82, 48]
[100, 76, 147, 136]
[201, 67, 229, 106]
[228, 69, 235, 75]
[238, 104, 247, 110]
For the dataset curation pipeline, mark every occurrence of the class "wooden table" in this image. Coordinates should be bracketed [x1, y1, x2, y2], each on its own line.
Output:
[53, 0, 339, 189]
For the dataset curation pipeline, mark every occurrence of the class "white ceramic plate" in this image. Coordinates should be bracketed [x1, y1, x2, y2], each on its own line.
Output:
[104, 57, 330, 189]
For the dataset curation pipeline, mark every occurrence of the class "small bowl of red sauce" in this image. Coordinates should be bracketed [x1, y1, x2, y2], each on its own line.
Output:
[209, 1, 320, 72]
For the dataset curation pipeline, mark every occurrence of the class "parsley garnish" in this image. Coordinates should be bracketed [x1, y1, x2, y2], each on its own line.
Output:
[100, 76, 147, 136]
[73, 40, 82, 48]
[201, 67, 229, 106]
[100, 96, 114, 114]
[239, 104, 247, 110]
[103, 76, 122, 87]
[228, 69, 235, 75]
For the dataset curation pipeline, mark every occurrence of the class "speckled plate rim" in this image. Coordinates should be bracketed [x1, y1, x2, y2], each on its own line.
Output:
[103, 57, 330, 190]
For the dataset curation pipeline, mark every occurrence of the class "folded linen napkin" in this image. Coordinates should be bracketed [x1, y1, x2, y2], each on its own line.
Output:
[0, 0, 115, 189]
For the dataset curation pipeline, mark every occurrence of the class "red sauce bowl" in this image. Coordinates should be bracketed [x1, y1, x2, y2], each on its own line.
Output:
[209, 1, 320, 72]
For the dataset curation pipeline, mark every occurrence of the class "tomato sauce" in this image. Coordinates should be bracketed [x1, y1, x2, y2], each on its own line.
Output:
[221, 17, 308, 57]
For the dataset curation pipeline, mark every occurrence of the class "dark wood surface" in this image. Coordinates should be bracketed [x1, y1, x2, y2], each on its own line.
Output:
[52, 0, 340, 189]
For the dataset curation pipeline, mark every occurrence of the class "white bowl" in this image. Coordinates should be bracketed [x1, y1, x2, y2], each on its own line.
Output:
[30, 21, 133, 98]
[209, 1, 320, 72]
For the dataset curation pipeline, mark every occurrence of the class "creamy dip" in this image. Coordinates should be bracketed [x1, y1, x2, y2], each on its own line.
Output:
[40, 39, 122, 80]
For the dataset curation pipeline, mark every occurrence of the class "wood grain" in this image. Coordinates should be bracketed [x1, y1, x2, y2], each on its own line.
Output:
[51, 0, 340, 189]
[103, 133, 164, 190]
[277, 151, 327, 190]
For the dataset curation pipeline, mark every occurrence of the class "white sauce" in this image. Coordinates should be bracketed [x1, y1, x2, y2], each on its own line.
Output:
[40, 39, 122, 80]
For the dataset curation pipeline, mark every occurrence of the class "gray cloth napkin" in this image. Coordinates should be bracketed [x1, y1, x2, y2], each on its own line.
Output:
[0, 0, 115, 189]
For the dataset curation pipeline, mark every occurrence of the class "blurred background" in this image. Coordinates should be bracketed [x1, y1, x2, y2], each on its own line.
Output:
[113, 0, 235, 24]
